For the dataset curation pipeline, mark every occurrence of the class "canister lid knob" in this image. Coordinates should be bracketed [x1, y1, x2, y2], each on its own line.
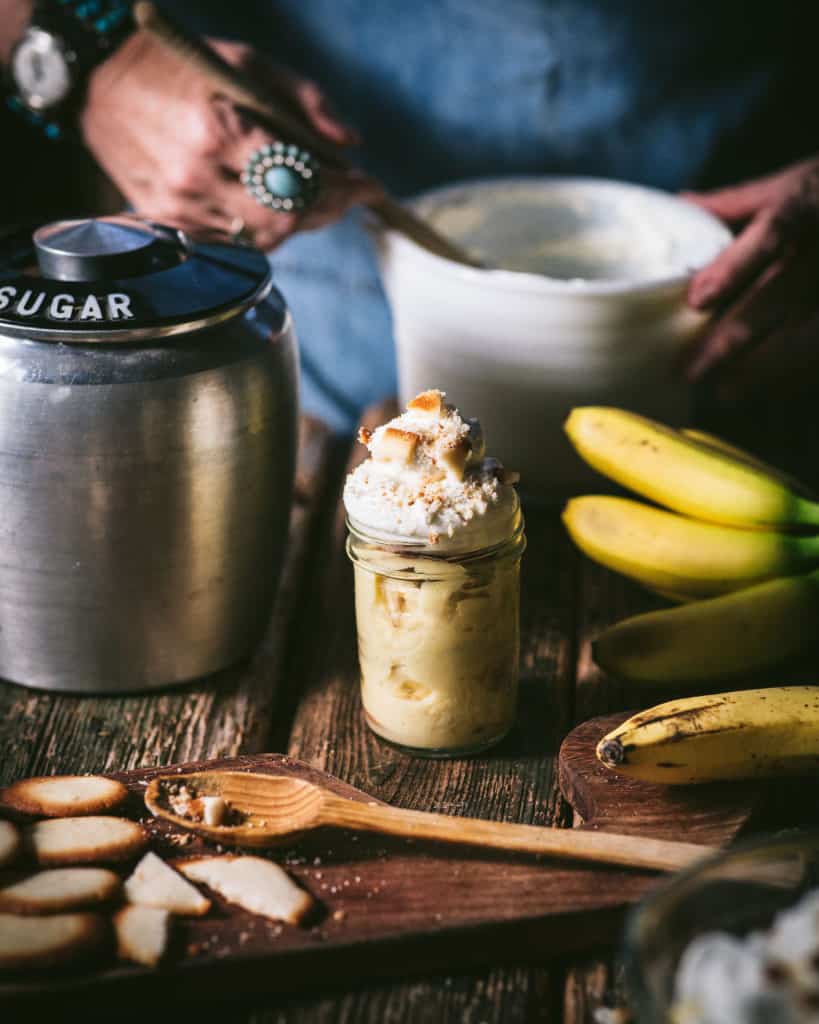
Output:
[0, 213, 274, 342]
[34, 216, 182, 282]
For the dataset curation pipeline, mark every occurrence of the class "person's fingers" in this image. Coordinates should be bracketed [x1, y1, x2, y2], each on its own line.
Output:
[254, 65, 360, 147]
[224, 123, 381, 204]
[129, 193, 238, 237]
[686, 250, 816, 380]
[287, 76, 359, 146]
[681, 169, 785, 224]
[686, 263, 781, 380]
[210, 125, 381, 249]
[717, 310, 819, 403]
[147, 124, 296, 248]
[218, 167, 381, 249]
[687, 203, 797, 310]
[298, 170, 385, 230]
[210, 41, 359, 148]
[210, 186, 301, 251]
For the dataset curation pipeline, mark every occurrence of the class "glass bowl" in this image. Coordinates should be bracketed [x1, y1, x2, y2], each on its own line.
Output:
[624, 830, 819, 1022]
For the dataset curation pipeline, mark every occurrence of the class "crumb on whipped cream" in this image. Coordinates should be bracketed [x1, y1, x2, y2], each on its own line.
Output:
[343, 390, 519, 548]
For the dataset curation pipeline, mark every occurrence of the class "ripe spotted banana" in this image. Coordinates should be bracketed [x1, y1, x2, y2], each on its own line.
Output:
[596, 686, 819, 784]
[593, 569, 819, 685]
[564, 407, 819, 529]
[563, 496, 819, 600]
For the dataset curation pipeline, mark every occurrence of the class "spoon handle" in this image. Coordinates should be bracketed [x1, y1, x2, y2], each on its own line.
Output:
[321, 797, 711, 872]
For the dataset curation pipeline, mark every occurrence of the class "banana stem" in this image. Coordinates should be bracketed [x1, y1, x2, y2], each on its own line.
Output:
[798, 536, 819, 561]
[795, 498, 819, 530]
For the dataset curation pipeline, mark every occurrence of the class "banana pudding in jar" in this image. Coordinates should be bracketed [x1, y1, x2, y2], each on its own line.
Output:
[344, 390, 525, 757]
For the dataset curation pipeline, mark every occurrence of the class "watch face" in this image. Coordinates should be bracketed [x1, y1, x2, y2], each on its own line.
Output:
[11, 28, 73, 111]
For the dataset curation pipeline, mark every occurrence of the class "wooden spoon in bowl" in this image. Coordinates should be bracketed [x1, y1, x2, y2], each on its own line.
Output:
[145, 770, 712, 873]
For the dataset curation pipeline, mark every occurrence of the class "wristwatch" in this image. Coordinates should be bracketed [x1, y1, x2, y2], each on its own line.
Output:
[7, 0, 134, 140]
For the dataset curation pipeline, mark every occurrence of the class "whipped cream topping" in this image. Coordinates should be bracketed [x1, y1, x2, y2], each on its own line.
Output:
[343, 391, 520, 551]
[673, 886, 819, 1024]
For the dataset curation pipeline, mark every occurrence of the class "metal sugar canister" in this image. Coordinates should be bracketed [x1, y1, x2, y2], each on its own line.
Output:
[0, 215, 298, 692]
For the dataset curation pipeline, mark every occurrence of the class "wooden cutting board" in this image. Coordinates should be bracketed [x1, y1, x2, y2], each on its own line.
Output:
[558, 712, 765, 844]
[0, 735, 763, 1007]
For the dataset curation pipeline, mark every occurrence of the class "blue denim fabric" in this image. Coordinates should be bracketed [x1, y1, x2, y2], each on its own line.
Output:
[169, 0, 810, 433]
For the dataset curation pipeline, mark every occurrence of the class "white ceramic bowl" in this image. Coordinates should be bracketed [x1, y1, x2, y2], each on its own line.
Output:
[375, 177, 732, 497]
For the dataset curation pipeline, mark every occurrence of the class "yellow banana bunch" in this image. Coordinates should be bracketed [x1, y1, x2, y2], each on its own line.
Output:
[564, 407, 819, 529]
[562, 407, 819, 684]
[593, 570, 819, 685]
[596, 686, 819, 784]
[562, 496, 819, 601]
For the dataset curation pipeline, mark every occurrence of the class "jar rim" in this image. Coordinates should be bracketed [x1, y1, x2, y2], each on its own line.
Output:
[346, 510, 525, 578]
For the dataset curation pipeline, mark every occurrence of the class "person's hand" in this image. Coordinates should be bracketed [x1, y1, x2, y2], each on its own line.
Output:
[80, 31, 383, 250]
[683, 157, 819, 397]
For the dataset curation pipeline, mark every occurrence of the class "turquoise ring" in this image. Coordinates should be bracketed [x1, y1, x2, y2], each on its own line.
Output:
[240, 142, 320, 213]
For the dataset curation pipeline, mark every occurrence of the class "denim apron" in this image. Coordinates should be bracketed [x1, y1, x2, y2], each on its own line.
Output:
[171, 0, 810, 432]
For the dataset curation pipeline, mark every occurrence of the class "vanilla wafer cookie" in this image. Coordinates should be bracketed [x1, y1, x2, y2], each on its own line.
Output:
[27, 817, 147, 866]
[1, 775, 128, 818]
[0, 821, 20, 868]
[0, 912, 108, 970]
[0, 868, 121, 915]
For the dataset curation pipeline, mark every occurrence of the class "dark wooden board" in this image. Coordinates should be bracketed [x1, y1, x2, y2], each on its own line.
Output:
[2, 718, 762, 1008]
[558, 712, 764, 845]
[0, 750, 674, 1008]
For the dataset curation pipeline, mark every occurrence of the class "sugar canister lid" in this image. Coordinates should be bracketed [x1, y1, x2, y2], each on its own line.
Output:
[0, 215, 273, 343]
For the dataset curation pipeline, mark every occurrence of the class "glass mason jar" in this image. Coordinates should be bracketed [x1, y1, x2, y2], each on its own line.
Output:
[346, 502, 526, 757]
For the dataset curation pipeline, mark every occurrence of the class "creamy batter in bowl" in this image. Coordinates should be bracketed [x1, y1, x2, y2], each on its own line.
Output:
[375, 177, 733, 496]
[344, 391, 525, 756]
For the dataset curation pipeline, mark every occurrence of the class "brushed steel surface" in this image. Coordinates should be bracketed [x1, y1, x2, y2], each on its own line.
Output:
[0, 299, 298, 692]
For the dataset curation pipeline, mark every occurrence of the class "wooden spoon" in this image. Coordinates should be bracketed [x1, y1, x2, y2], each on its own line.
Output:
[133, 2, 483, 269]
[145, 770, 713, 873]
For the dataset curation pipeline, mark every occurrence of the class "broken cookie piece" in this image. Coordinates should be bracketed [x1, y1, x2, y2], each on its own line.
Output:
[440, 437, 472, 481]
[372, 427, 420, 465]
[407, 390, 444, 419]
[114, 905, 170, 968]
[178, 855, 314, 925]
[200, 796, 227, 827]
[124, 852, 210, 916]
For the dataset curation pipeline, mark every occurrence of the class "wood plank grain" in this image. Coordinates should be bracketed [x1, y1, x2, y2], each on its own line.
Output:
[280, 402, 578, 1022]
[0, 415, 334, 786]
[572, 564, 661, 727]
[251, 966, 558, 1024]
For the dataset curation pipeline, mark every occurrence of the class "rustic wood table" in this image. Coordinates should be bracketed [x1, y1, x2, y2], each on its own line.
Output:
[1, 398, 817, 1023]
